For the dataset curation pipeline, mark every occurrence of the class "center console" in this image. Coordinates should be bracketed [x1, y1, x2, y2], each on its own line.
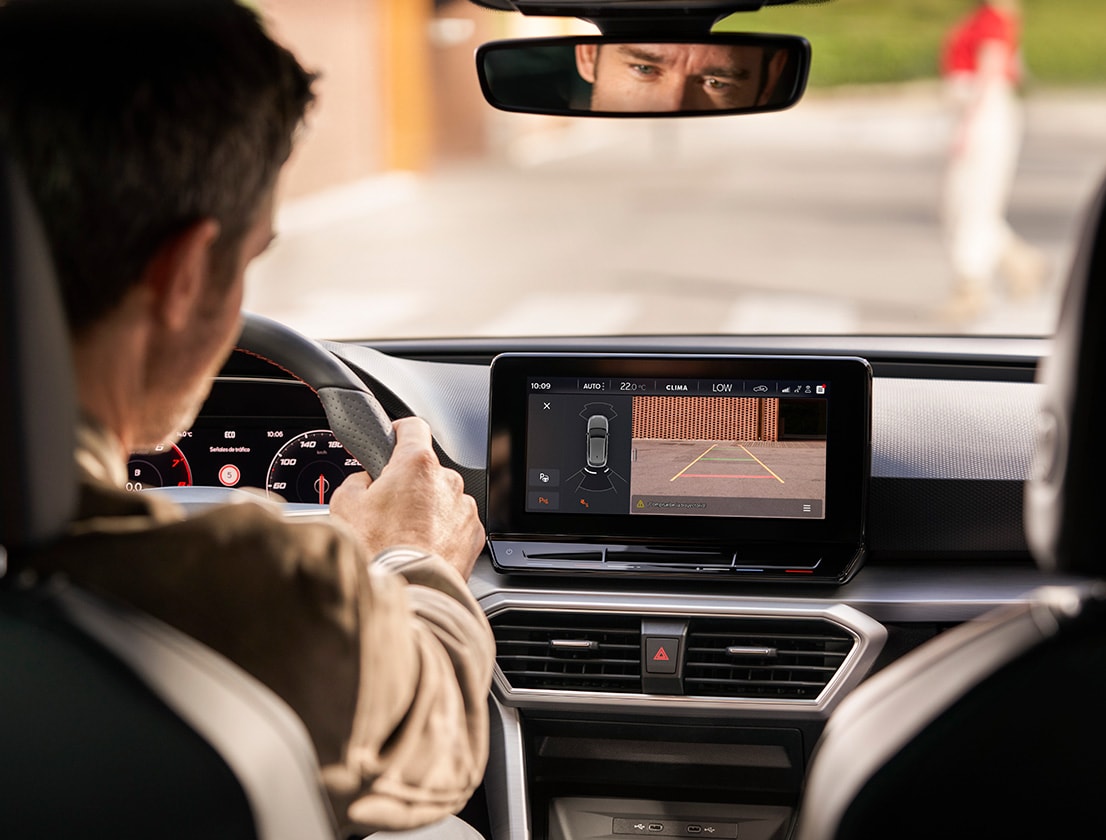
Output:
[484, 353, 877, 840]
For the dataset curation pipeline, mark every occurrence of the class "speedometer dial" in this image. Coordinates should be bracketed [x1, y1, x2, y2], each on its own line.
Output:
[126, 443, 192, 492]
[265, 429, 361, 504]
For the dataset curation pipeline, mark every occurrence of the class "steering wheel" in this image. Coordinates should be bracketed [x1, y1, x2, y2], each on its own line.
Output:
[236, 311, 396, 480]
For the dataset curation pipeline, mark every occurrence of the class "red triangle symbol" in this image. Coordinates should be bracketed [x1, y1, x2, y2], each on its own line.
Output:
[653, 647, 669, 662]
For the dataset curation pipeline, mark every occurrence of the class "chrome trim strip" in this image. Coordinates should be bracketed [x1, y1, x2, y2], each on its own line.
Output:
[467, 561, 1083, 625]
[485, 696, 531, 840]
[215, 375, 312, 386]
[550, 638, 599, 650]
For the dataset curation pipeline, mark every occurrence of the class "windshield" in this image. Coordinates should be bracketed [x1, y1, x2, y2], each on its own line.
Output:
[244, 0, 1106, 341]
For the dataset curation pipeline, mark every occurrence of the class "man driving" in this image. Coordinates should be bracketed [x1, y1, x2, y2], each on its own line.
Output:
[0, 0, 493, 834]
[575, 42, 790, 112]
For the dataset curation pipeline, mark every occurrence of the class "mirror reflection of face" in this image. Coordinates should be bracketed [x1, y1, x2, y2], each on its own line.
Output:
[575, 42, 787, 113]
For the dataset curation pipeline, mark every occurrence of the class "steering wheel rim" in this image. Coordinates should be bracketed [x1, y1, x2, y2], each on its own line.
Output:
[235, 312, 396, 480]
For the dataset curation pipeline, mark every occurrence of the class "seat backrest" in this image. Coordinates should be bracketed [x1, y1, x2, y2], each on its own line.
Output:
[0, 150, 76, 553]
[1025, 178, 1106, 576]
[0, 582, 259, 838]
[0, 151, 335, 839]
[792, 176, 1106, 840]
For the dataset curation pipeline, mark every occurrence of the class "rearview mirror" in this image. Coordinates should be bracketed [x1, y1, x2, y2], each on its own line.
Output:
[477, 34, 810, 117]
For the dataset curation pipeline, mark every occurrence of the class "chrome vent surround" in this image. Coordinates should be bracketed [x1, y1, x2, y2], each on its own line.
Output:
[491, 611, 642, 692]
[490, 609, 859, 701]
[683, 617, 854, 700]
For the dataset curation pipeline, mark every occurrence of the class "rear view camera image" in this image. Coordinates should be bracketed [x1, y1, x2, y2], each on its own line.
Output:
[525, 388, 827, 520]
[628, 395, 826, 519]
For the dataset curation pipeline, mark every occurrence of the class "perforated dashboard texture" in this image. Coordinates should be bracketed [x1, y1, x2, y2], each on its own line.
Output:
[869, 378, 1040, 556]
[872, 379, 1038, 481]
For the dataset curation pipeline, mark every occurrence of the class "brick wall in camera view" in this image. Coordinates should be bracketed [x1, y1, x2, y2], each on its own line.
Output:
[631, 397, 779, 442]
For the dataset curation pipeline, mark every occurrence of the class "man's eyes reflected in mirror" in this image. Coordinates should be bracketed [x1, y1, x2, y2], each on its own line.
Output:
[576, 42, 786, 113]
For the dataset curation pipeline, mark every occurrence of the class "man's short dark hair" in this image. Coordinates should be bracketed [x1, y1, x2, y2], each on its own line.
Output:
[0, 0, 316, 333]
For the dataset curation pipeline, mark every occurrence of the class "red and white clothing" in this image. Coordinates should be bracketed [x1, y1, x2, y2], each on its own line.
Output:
[941, 3, 1021, 83]
[939, 3, 1039, 306]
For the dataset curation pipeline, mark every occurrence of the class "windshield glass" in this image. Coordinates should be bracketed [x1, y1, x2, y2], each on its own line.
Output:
[244, 0, 1106, 341]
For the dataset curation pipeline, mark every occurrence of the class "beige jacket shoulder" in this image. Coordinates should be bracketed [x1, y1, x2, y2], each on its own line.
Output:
[27, 420, 495, 834]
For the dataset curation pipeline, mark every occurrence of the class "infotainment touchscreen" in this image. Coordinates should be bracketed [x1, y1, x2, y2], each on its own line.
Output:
[487, 354, 871, 583]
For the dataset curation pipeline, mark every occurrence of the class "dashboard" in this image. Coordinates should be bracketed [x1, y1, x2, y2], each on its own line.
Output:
[144, 330, 1080, 840]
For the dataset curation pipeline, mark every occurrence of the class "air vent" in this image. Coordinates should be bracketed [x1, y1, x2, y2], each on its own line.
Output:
[683, 617, 855, 700]
[492, 611, 642, 693]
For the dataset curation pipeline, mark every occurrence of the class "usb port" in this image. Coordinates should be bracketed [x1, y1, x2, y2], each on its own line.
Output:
[648, 825, 664, 833]
[686, 827, 703, 835]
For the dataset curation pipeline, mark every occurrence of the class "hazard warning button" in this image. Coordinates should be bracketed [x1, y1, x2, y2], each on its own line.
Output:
[645, 637, 679, 675]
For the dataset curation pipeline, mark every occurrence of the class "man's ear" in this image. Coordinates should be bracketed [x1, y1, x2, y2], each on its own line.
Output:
[576, 43, 599, 84]
[142, 219, 221, 332]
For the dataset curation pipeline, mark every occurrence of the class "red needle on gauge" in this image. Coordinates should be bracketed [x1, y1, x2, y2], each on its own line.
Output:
[319, 474, 325, 505]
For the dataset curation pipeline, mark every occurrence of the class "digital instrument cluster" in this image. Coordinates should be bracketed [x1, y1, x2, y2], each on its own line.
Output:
[125, 377, 362, 505]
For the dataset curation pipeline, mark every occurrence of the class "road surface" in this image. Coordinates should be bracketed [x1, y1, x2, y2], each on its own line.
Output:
[246, 85, 1106, 341]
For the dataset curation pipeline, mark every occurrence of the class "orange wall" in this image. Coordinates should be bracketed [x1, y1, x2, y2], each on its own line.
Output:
[259, 0, 492, 196]
[257, 0, 596, 197]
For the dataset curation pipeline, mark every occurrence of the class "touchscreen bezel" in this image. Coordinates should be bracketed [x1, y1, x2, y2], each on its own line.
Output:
[487, 353, 871, 579]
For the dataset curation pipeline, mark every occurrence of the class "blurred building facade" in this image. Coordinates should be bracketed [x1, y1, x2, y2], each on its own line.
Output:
[261, 0, 583, 199]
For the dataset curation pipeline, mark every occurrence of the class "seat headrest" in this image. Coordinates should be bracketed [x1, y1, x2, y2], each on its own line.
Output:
[1025, 175, 1106, 576]
[0, 152, 77, 556]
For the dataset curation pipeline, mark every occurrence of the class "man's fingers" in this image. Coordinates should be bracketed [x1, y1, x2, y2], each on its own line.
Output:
[391, 416, 434, 456]
[342, 471, 372, 491]
[331, 471, 372, 511]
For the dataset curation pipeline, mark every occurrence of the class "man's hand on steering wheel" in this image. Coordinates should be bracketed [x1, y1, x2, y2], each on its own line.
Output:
[328, 417, 485, 581]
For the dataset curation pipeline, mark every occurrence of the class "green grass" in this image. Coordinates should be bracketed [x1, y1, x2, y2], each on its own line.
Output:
[716, 0, 1106, 87]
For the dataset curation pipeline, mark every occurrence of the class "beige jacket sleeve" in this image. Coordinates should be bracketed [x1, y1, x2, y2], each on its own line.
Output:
[28, 477, 495, 836]
[327, 544, 496, 832]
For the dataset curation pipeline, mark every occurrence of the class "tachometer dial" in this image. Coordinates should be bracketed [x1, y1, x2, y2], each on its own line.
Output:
[266, 429, 361, 504]
[126, 443, 192, 491]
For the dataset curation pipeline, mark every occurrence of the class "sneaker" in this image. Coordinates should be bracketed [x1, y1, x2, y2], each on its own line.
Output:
[1000, 239, 1050, 300]
[940, 285, 989, 324]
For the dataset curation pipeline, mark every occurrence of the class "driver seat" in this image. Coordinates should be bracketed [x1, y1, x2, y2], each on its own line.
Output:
[792, 177, 1106, 838]
[0, 152, 337, 838]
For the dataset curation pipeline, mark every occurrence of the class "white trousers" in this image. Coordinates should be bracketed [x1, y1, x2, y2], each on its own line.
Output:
[941, 74, 1024, 289]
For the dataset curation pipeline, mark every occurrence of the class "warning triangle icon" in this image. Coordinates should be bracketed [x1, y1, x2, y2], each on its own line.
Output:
[653, 647, 669, 662]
